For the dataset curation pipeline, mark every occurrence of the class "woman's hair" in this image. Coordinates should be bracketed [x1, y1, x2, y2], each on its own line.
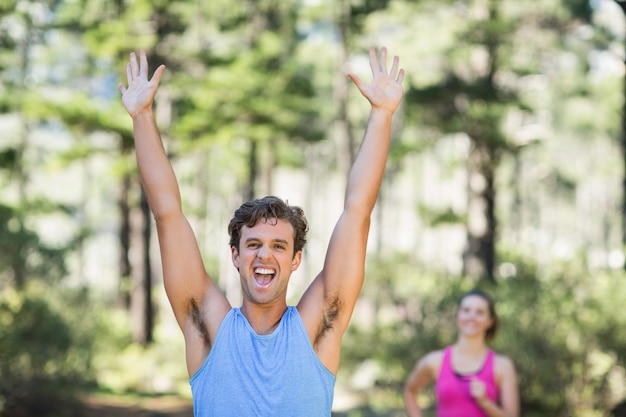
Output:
[227, 196, 308, 257]
[458, 289, 499, 342]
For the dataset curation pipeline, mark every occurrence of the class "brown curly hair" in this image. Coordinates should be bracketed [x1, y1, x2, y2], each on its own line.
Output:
[227, 196, 308, 257]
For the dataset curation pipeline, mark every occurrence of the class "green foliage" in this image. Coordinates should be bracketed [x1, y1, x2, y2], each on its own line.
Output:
[0, 0, 623, 414]
[92, 319, 189, 397]
[417, 205, 465, 227]
[0, 149, 17, 173]
[175, 33, 325, 148]
[0, 285, 97, 417]
[0, 204, 68, 288]
[341, 251, 626, 415]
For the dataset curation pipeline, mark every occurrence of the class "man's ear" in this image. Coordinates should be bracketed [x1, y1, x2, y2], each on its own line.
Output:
[291, 250, 302, 271]
[231, 246, 240, 269]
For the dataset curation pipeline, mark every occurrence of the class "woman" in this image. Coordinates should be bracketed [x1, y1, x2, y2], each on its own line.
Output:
[403, 289, 519, 417]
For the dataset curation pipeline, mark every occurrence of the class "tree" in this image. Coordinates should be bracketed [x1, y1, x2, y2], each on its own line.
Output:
[404, 0, 594, 282]
[175, 0, 324, 202]
[612, 1, 626, 258]
[49, 0, 196, 345]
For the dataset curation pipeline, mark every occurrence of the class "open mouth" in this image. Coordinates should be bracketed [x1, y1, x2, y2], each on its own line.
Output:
[253, 267, 276, 287]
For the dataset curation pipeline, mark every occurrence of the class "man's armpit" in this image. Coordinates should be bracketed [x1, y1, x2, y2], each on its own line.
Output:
[188, 298, 211, 348]
[313, 295, 343, 347]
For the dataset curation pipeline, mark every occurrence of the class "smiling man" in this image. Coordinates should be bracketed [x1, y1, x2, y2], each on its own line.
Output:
[119, 46, 404, 417]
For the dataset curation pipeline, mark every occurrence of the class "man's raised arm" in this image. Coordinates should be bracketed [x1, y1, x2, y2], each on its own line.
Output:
[119, 52, 229, 375]
[299, 47, 404, 373]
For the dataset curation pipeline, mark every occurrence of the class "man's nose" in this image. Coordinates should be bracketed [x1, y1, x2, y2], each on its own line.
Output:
[257, 244, 271, 258]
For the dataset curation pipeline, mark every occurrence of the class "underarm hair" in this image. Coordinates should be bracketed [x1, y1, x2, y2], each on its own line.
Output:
[314, 295, 342, 347]
[188, 298, 211, 347]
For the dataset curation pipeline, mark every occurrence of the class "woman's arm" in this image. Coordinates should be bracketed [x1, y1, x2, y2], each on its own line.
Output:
[472, 355, 520, 417]
[404, 352, 440, 417]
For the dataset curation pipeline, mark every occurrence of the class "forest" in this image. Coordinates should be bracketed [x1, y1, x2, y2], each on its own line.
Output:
[1, 0, 626, 416]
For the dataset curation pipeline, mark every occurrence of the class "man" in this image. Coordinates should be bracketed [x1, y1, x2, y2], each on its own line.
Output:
[119, 46, 404, 416]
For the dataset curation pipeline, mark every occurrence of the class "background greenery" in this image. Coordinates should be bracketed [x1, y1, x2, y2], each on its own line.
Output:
[1, 0, 626, 416]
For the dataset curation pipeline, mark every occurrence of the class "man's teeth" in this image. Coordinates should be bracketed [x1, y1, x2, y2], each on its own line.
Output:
[255, 268, 275, 275]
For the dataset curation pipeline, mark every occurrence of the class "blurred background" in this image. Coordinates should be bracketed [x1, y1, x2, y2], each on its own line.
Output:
[1, 0, 626, 416]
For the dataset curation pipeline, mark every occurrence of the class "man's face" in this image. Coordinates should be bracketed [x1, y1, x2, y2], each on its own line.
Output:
[232, 218, 302, 306]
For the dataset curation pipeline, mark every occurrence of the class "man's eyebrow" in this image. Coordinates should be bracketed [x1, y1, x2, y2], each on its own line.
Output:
[243, 237, 290, 245]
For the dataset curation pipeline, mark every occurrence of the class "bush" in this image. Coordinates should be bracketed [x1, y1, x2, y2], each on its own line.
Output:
[340, 252, 626, 416]
[0, 287, 95, 417]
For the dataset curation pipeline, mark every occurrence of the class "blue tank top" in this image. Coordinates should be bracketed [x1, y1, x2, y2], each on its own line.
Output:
[190, 306, 336, 417]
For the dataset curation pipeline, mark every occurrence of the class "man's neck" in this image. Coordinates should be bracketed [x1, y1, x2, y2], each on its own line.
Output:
[240, 302, 288, 335]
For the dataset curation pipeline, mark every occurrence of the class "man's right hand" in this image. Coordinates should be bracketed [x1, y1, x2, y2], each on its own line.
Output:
[118, 50, 166, 118]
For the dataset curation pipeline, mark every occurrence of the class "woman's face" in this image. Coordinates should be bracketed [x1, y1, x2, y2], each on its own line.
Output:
[456, 295, 494, 339]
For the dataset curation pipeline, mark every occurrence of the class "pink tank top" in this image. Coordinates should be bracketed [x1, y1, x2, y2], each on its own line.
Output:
[435, 346, 499, 417]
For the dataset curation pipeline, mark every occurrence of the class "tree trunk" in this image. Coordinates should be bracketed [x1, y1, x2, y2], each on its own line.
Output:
[463, 142, 497, 283]
[334, 0, 355, 182]
[246, 140, 258, 201]
[617, 1, 626, 264]
[130, 186, 153, 345]
[461, 0, 499, 283]
[13, 7, 36, 290]
[118, 172, 132, 308]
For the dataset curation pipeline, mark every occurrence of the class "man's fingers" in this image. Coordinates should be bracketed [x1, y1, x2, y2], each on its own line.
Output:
[390, 55, 399, 79]
[118, 83, 126, 94]
[139, 50, 149, 78]
[150, 64, 166, 85]
[152, 64, 165, 82]
[130, 52, 139, 79]
[397, 68, 405, 84]
[379, 47, 388, 74]
[126, 62, 133, 83]
[368, 47, 378, 77]
[125, 50, 165, 88]
[347, 73, 362, 90]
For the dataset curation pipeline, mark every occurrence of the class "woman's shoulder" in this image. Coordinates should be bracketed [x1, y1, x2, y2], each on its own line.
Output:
[492, 351, 517, 377]
[493, 352, 515, 366]
[420, 348, 447, 368]
[411, 348, 446, 380]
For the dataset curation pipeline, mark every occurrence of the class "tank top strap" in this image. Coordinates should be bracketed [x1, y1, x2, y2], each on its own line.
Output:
[479, 349, 495, 378]
[438, 345, 454, 378]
